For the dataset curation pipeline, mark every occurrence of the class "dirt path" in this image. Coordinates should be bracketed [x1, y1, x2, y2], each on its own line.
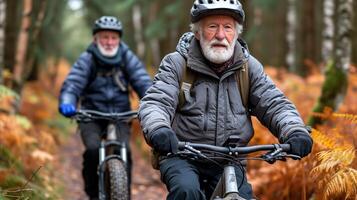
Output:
[56, 131, 167, 200]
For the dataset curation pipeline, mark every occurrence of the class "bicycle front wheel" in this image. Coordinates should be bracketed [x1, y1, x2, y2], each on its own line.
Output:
[105, 158, 129, 200]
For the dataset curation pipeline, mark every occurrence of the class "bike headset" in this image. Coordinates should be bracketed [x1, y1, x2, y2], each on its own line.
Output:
[92, 16, 123, 36]
[190, 0, 245, 24]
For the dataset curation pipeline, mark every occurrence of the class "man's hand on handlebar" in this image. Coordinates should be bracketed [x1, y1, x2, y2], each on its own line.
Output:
[59, 103, 76, 117]
[284, 131, 313, 158]
[150, 127, 179, 154]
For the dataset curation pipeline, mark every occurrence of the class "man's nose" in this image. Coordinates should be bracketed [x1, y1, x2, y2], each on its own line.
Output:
[108, 38, 118, 45]
[215, 26, 226, 41]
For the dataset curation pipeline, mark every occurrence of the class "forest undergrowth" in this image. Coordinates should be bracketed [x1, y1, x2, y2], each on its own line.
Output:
[0, 60, 356, 199]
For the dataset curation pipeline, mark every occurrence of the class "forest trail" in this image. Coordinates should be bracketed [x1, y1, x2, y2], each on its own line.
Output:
[56, 127, 167, 200]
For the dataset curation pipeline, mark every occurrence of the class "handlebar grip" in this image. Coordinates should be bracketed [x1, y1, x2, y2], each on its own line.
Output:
[178, 142, 186, 150]
[279, 144, 291, 152]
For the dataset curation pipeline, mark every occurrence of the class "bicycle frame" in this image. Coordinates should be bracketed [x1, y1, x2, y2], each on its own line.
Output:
[211, 165, 245, 200]
[74, 109, 137, 200]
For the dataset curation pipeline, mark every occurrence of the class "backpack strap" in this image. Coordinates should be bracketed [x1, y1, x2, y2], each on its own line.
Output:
[178, 60, 249, 110]
[178, 59, 196, 109]
[235, 61, 249, 109]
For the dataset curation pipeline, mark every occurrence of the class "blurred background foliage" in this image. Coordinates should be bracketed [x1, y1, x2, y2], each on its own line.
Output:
[0, 0, 356, 199]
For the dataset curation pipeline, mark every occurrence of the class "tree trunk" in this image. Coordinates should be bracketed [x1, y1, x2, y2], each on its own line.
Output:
[299, 0, 316, 76]
[0, 0, 5, 83]
[13, 0, 32, 93]
[148, 2, 161, 68]
[4, 0, 21, 87]
[352, 0, 357, 65]
[308, 0, 353, 126]
[132, 4, 145, 59]
[321, 0, 335, 64]
[23, 0, 47, 82]
[286, 0, 297, 72]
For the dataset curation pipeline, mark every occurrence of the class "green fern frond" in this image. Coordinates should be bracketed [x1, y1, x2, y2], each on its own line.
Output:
[14, 115, 32, 130]
[0, 85, 19, 100]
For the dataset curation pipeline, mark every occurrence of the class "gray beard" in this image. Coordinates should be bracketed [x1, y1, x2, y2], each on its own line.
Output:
[199, 32, 237, 64]
[97, 43, 119, 57]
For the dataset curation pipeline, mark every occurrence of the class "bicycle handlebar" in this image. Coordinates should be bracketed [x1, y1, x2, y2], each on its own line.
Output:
[178, 142, 290, 154]
[73, 109, 138, 122]
[177, 142, 300, 163]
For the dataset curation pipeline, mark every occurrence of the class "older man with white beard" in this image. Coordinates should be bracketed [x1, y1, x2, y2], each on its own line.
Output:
[58, 16, 152, 200]
[138, 1, 313, 199]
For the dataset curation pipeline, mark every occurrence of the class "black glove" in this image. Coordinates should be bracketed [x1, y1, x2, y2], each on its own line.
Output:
[285, 132, 313, 158]
[149, 127, 179, 154]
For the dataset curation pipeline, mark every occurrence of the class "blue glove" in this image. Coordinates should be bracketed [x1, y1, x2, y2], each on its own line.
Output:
[149, 127, 179, 154]
[59, 103, 76, 117]
[285, 132, 313, 158]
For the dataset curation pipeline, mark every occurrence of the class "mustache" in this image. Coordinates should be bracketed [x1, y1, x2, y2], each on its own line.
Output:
[209, 39, 229, 48]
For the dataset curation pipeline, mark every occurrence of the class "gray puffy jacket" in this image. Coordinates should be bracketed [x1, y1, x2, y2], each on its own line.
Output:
[139, 32, 308, 147]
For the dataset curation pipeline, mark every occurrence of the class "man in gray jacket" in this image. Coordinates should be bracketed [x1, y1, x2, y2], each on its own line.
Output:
[139, 0, 313, 199]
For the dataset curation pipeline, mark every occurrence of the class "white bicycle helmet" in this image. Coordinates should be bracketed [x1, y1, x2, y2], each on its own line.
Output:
[92, 16, 123, 36]
[190, 0, 245, 23]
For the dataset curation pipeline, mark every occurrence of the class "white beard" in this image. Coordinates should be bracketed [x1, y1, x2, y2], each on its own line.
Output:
[97, 43, 119, 57]
[199, 32, 238, 64]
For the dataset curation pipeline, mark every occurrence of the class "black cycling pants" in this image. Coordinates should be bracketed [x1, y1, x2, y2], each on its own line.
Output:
[79, 120, 132, 198]
[159, 156, 253, 200]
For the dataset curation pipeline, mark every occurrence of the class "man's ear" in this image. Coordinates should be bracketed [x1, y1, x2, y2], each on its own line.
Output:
[93, 35, 98, 44]
[194, 31, 200, 41]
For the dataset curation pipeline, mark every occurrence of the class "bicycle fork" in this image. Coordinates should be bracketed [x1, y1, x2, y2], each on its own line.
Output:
[99, 124, 127, 162]
[211, 165, 246, 200]
[98, 124, 127, 200]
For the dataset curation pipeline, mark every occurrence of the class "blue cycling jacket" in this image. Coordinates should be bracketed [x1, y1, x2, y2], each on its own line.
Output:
[59, 42, 152, 113]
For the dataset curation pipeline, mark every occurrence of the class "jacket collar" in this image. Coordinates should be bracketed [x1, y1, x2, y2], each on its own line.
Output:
[87, 42, 122, 68]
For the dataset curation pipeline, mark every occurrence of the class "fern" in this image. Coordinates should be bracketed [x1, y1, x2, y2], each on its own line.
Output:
[0, 85, 19, 100]
[325, 168, 357, 199]
[14, 115, 32, 130]
[311, 128, 338, 149]
[311, 147, 357, 199]
[333, 113, 357, 124]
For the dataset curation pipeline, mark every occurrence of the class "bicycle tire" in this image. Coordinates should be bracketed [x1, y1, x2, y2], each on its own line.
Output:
[105, 159, 128, 200]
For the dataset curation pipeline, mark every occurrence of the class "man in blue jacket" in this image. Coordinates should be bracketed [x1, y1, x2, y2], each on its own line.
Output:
[58, 16, 152, 200]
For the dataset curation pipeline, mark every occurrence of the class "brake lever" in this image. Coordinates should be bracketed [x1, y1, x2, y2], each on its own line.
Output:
[179, 145, 211, 161]
[261, 151, 301, 164]
[285, 154, 301, 160]
[261, 148, 285, 164]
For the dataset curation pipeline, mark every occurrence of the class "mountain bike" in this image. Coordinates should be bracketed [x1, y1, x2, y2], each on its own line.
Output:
[176, 136, 301, 200]
[74, 109, 137, 200]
